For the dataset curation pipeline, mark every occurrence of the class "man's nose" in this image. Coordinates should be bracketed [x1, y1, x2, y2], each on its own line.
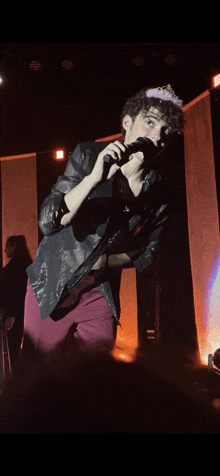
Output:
[150, 129, 161, 147]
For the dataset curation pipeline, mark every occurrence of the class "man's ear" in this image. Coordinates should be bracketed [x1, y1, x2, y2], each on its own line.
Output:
[122, 114, 133, 131]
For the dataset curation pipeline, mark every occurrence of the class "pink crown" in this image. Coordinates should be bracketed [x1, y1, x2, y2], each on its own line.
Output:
[146, 84, 183, 108]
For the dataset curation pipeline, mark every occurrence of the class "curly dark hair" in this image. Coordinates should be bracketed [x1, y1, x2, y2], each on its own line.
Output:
[120, 87, 184, 135]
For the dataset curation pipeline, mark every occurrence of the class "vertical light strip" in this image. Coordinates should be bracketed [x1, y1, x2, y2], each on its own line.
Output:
[183, 91, 220, 364]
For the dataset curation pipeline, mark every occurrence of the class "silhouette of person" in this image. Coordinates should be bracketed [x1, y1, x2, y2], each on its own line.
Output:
[0, 235, 33, 367]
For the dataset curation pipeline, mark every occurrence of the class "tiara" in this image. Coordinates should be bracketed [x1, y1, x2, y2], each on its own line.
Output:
[146, 84, 183, 108]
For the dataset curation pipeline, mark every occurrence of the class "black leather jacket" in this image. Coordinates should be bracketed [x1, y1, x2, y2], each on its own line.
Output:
[27, 138, 185, 323]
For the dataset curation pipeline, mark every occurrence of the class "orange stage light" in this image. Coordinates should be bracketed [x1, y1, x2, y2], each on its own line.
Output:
[213, 73, 220, 89]
[56, 150, 64, 159]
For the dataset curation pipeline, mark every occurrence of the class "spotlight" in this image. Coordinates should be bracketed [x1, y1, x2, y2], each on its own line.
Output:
[208, 348, 220, 373]
[213, 73, 220, 88]
[56, 150, 64, 160]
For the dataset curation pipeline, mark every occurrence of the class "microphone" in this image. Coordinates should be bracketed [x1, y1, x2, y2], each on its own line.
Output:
[103, 137, 158, 166]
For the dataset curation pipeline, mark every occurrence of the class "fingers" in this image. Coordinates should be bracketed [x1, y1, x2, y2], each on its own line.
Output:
[129, 151, 144, 162]
[106, 162, 120, 180]
[102, 141, 127, 163]
[93, 141, 127, 184]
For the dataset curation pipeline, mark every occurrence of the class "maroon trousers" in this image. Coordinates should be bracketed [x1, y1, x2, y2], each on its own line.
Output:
[23, 274, 117, 364]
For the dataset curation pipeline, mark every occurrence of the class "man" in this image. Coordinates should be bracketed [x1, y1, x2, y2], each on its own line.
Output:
[0, 236, 32, 366]
[23, 85, 184, 363]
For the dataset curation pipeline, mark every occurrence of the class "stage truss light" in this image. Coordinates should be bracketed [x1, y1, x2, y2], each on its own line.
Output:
[132, 56, 145, 67]
[62, 60, 74, 71]
[29, 61, 42, 72]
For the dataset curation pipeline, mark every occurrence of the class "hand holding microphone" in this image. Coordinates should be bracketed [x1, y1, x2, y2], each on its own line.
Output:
[103, 136, 158, 166]
[90, 137, 159, 186]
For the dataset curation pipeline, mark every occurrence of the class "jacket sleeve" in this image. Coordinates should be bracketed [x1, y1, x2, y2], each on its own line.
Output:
[38, 144, 86, 236]
[126, 206, 169, 272]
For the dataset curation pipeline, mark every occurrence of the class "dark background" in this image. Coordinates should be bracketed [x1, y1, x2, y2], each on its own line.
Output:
[1, 42, 220, 157]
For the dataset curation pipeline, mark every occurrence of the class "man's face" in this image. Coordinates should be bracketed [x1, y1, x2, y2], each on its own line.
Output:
[4, 242, 16, 259]
[123, 107, 171, 148]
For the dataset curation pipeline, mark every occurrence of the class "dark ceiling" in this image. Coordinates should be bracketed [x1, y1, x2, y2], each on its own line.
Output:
[1, 42, 220, 156]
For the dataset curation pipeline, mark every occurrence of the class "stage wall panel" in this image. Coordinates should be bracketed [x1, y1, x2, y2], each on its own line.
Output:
[0, 154, 38, 266]
[183, 91, 220, 363]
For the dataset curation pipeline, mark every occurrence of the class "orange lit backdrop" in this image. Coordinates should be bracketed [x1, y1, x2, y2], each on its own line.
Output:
[0, 153, 39, 266]
[183, 91, 220, 365]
